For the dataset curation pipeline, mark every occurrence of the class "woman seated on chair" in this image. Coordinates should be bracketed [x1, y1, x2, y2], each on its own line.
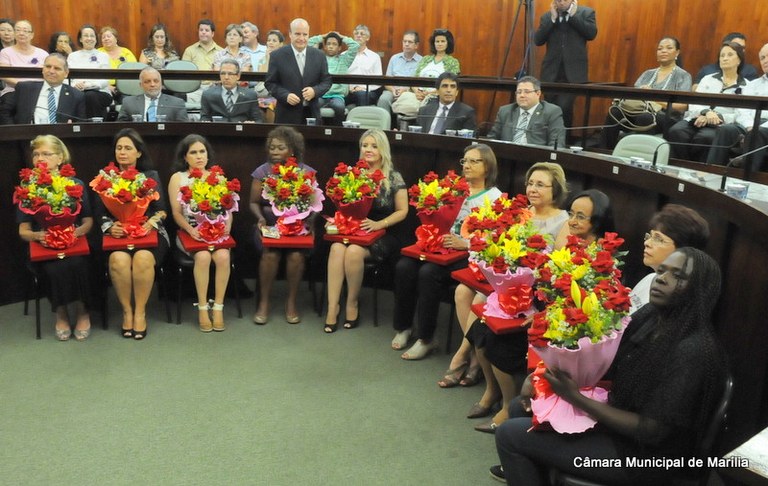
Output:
[392, 143, 501, 360]
[67, 24, 113, 119]
[17, 135, 93, 341]
[443, 162, 568, 391]
[493, 247, 727, 485]
[138, 23, 179, 69]
[250, 126, 314, 325]
[98, 128, 169, 340]
[168, 134, 232, 332]
[323, 129, 408, 333]
[600, 36, 692, 149]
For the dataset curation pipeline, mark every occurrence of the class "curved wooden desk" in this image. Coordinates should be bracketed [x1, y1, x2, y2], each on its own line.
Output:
[2, 123, 765, 447]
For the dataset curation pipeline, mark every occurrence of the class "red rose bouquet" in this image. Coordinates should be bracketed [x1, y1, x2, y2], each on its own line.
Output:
[261, 158, 324, 235]
[178, 165, 241, 243]
[466, 194, 551, 319]
[325, 160, 385, 235]
[527, 233, 631, 434]
[14, 162, 84, 249]
[407, 170, 469, 253]
[90, 162, 160, 237]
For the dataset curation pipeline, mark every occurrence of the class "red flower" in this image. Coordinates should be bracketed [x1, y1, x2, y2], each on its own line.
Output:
[423, 194, 438, 208]
[19, 168, 34, 181]
[271, 164, 281, 174]
[13, 186, 29, 203]
[198, 200, 212, 212]
[95, 178, 112, 192]
[334, 163, 348, 175]
[209, 165, 224, 176]
[520, 251, 548, 269]
[265, 178, 278, 188]
[332, 187, 345, 201]
[603, 285, 631, 312]
[278, 187, 293, 200]
[422, 171, 438, 183]
[220, 193, 234, 210]
[370, 169, 385, 183]
[552, 274, 573, 293]
[359, 184, 372, 196]
[115, 188, 133, 203]
[189, 168, 203, 179]
[227, 178, 241, 192]
[65, 184, 83, 198]
[297, 184, 313, 196]
[59, 164, 76, 177]
[37, 171, 53, 185]
[591, 250, 615, 274]
[564, 308, 589, 326]
[528, 312, 550, 347]
[103, 162, 119, 175]
[599, 232, 625, 253]
[526, 234, 548, 250]
[122, 166, 139, 181]
[469, 235, 487, 252]
[538, 266, 553, 283]
[491, 255, 508, 273]
[206, 173, 219, 186]
[31, 196, 46, 209]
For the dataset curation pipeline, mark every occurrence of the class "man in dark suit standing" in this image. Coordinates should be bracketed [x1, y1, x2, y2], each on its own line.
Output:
[534, 0, 597, 128]
[266, 18, 332, 125]
[487, 76, 565, 147]
[0, 53, 86, 125]
[201, 60, 262, 122]
[117, 67, 188, 122]
[417, 72, 476, 134]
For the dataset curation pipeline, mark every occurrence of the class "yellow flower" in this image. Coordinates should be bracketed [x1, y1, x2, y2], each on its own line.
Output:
[570, 278, 582, 308]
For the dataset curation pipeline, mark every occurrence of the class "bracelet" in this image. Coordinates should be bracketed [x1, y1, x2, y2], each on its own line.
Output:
[383, 218, 389, 228]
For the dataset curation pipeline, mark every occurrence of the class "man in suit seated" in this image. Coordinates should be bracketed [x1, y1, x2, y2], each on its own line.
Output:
[117, 66, 188, 122]
[201, 59, 262, 122]
[486, 75, 566, 147]
[417, 72, 476, 135]
[0, 53, 86, 125]
[265, 18, 332, 125]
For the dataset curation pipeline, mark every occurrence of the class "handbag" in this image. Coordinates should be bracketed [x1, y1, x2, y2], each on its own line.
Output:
[609, 99, 662, 132]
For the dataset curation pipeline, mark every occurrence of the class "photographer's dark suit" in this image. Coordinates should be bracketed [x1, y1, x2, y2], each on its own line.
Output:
[266, 45, 332, 125]
[487, 101, 565, 147]
[201, 86, 263, 122]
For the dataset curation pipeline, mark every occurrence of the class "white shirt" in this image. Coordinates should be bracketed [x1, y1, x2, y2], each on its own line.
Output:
[629, 272, 655, 314]
[348, 47, 382, 90]
[735, 74, 768, 128]
[429, 102, 454, 134]
[34, 83, 62, 124]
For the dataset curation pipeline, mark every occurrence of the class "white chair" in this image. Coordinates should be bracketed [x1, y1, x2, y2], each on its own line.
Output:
[163, 60, 203, 112]
[115, 62, 148, 97]
[346, 106, 392, 130]
[612, 134, 669, 165]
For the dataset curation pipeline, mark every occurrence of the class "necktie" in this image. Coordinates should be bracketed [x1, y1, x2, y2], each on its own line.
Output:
[226, 90, 234, 112]
[147, 98, 157, 122]
[47, 87, 56, 124]
[432, 105, 450, 134]
[513, 110, 530, 144]
[297, 51, 305, 76]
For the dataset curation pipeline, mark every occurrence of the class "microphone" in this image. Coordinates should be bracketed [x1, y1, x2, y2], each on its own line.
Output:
[33, 105, 91, 123]
[720, 143, 768, 192]
[650, 138, 743, 173]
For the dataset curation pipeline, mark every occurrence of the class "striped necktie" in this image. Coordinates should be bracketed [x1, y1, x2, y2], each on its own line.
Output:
[47, 87, 57, 124]
[147, 98, 157, 122]
[432, 105, 449, 134]
[513, 110, 530, 144]
[226, 90, 234, 112]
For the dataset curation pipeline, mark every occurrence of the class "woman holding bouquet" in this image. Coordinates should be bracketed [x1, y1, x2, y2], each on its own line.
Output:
[324, 129, 408, 333]
[393, 143, 501, 360]
[250, 126, 314, 325]
[17, 135, 93, 341]
[493, 248, 727, 485]
[99, 128, 168, 339]
[169, 134, 233, 332]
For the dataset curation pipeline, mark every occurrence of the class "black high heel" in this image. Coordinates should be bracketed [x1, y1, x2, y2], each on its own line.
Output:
[323, 320, 338, 334]
[133, 329, 147, 340]
[121, 328, 133, 338]
[343, 317, 359, 329]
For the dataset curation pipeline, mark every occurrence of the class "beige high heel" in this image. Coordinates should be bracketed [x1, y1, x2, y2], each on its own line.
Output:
[212, 302, 226, 331]
[194, 302, 213, 332]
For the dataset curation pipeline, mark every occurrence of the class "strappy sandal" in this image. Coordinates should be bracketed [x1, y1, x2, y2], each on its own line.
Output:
[195, 302, 213, 333]
[438, 362, 469, 388]
[211, 302, 225, 331]
[460, 364, 484, 387]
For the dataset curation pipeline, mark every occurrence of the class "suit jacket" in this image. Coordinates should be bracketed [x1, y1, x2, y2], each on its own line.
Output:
[0, 81, 86, 125]
[417, 100, 477, 134]
[201, 86, 263, 122]
[487, 101, 565, 147]
[117, 93, 188, 122]
[265, 45, 332, 125]
[534, 7, 597, 83]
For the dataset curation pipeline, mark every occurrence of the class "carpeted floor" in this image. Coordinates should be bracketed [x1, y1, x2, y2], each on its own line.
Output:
[0, 280, 500, 485]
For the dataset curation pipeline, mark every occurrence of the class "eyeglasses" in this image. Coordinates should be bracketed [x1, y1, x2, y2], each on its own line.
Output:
[526, 181, 552, 189]
[567, 211, 590, 222]
[516, 89, 539, 95]
[14, 28, 32, 34]
[644, 232, 672, 246]
[219, 71, 238, 76]
[459, 158, 483, 166]
[32, 151, 59, 158]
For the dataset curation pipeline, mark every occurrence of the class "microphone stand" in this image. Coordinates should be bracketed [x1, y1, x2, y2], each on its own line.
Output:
[720, 143, 768, 192]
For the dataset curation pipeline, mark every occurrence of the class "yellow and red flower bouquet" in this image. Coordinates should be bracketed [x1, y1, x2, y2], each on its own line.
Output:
[407, 170, 469, 253]
[325, 160, 384, 235]
[178, 165, 241, 243]
[261, 157, 324, 235]
[90, 162, 160, 237]
[14, 162, 84, 249]
[527, 233, 631, 434]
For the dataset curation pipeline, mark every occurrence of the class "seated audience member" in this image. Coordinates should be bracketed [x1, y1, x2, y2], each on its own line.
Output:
[0, 53, 85, 124]
[212, 23, 251, 71]
[417, 71, 476, 134]
[67, 25, 113, 119]
[48, 32, 74, 57]
[254, 30, 283, 124]
[0, 18, 15, 49]
[377, 30, 422, 115]
[600, 37, 692, 149]
[0, 20, 49, 99]
[707, 42, 768, 168]
[493, 247, 727, 486]
[139, 23, 180, 69]
[98, 26, 137, 98]
[181, 19, 223, 106]
[308, 31, 359, 125]
[345, 24, 383, 106]
[201, 59, 261, 122]
[629, 203, 709, 313]
[240, 22, 266, 70]
[667, 42, 747, 162]
[487, 75, 565, 146]
[117, 66, 188, 122]
[693, 32, 759, 88]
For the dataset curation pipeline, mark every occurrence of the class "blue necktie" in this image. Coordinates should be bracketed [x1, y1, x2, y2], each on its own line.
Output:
[432, 105, 449, 134]
[226, 90, 234, 112]
[147, 98, 157, 122]
[47, 87, 56, 124]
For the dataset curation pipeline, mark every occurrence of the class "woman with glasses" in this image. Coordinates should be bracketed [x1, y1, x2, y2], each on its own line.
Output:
[628, 204, 709, 312]
[0, 20, 49, 100]
[212, 24, 251, 71]
[392, 143, 501, 360]
[553, 189, 614, 248]
[667, 42, 747, 162]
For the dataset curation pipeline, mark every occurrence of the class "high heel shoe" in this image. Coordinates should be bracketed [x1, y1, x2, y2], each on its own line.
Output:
[195, 302, 213, 333]
[121, 328, 133, 338]
[133, 329, 147, 340]
[343, 317, 359, 329]
[74, 327, 91, 342]
[55, 327, 72, 341]
[438, 362, 469, 388]
[211, 303, 225, 332]
[460, 364, 484, 387]
[323, 320, 338, 334]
